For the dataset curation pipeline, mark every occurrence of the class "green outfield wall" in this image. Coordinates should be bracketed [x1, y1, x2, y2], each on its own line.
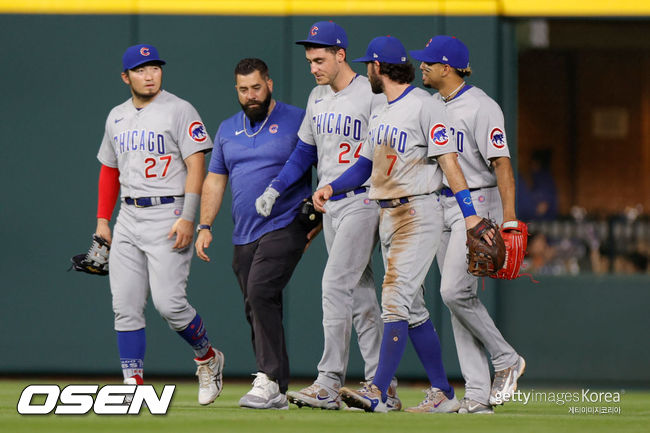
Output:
[1, 14, 647, 386]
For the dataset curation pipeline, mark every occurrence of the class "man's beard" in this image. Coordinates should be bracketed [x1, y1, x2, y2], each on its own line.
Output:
[369, 73, 384, 94]
[240, 92, 272, 124]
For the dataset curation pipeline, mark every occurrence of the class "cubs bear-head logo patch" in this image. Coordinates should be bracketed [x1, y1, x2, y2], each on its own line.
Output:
[269, 124, 278, 134]
[189, 121, 207, 143]
[310, 26, 319, 36]
[490, 127, 506, 149]
[430, 123, 449, 146]
[140, 47, 150, 56]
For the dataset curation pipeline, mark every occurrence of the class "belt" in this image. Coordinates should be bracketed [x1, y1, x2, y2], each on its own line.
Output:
[439, 186, 495, 198]
[377, 197, 410, 208]
[330, 187, 368, 201]
[124, 196, 176, 207]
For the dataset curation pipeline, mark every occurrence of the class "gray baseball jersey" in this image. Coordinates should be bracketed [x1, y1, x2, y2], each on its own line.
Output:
[435, 86, 510, 189]
[300, 74, 385, 390]
[360, 86, 455, 200]
[97, 90, 213, 197]
[435, 85, 519, 405]
[360, 86, 454, 325]
[298, 75, 385, 189]
[97, 89, 212, 332]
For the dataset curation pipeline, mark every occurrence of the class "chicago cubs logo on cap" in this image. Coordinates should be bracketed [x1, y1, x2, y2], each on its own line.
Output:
[269, 124, 278, 134]
[490, 127, 506, 149]
[140, 47, 150, 56]
[188, 121, 207, 143]
[430, 123, 449, 146]
[310, 26, 319, 36]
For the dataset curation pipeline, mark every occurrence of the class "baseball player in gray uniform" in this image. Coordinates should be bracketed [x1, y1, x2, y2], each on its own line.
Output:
[313, 35, 489, 413]
[255, 21, 399, 410]
[411, 35, 525, 414]
[94, 44, 224, 405]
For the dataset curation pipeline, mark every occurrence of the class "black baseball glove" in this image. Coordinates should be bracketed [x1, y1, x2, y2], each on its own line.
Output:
[298, 198, 323, 232]
[70, 234, 110, 276]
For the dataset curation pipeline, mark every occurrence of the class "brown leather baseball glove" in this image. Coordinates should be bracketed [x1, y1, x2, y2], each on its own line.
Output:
[466, 218, 506, 277]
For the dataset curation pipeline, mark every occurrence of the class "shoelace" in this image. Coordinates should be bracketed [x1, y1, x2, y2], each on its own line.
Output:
[197, 364, 213, 387]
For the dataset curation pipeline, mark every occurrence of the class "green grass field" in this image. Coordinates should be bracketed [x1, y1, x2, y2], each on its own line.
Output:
[1, 378, 648, 433]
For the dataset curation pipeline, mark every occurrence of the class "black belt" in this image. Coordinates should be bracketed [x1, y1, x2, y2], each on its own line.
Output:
[377, 197, 410, 208]
[124, 196, 176, 207]
[330, 187, 368, 201]
[439, 186, 495, 198]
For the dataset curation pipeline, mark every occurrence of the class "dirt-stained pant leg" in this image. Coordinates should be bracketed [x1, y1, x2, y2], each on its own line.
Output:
[317, 192, 382, 388]
[379, 194, 442, 326]
[437, 187, 519, 404]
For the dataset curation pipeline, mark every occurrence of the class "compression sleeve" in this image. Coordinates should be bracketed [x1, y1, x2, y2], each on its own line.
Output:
[269, 139, 318, 194]
[97, 164, 120, 220]
[329, 156, 372, 194]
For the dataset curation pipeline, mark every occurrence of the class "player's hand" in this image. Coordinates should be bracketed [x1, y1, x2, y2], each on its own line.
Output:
[465, 215, 495, 245]
[255, 187, 280, 217]
[304, 222, 323, 253]
[195, 229, 213, 262]
[168, 217, 194, 250]
[312, 185, 333, 213]
[95, 218, 112, 244]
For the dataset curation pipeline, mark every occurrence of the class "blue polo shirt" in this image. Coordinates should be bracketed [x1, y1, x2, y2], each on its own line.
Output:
[209, 102, 311, 245]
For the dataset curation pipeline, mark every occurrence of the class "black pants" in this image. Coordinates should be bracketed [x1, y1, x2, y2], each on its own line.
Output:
[232, 217, 309, 393]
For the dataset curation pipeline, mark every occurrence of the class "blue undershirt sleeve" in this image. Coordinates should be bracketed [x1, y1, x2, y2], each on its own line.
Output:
[329, 156, 372, 194]
[269, 139, 318, 194]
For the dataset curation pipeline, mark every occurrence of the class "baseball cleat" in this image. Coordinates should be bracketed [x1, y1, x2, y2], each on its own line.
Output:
[458, 397, 494, 414]
[287, 382, 341, 409]
[239, 372, 289, 410]
[195, 349, 225, 405]
[386, 378, 402, 411]
[122, 375, 143, 405]
[489, 356, 526, 406]
[404, 387, 461, 413]
[340, 383, 387, 413]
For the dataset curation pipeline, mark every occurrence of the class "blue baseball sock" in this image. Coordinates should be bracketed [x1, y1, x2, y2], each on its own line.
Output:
[177, 314, 211, 358]
[408, 319, 454, 399]
[373, 321, 409, 401]
[117, 329, 145, 382]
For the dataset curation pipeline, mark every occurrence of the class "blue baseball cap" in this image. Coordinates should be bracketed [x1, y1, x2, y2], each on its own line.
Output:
[295, 21, 348, 49]
[352, 36, 408, 64]
[122, 44, 166, 71]
[409, 35, 470, 69]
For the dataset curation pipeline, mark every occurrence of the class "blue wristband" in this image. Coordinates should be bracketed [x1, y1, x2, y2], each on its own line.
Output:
[454, 189, 477, 218]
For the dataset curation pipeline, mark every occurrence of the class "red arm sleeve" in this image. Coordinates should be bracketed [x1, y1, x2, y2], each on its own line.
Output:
[97, 165, 120, 220]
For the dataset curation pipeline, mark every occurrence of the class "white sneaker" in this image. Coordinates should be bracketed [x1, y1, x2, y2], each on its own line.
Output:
[489, 356, 526, 405]
[340, 383, 387, 413]
[404, 387, 461, 413]
[287, 382, 341, 409]
[195, 349, 225, 405]
[239, 373, 289, 410]
[458, 397, 494, 414]
[123, 375, 143, 405]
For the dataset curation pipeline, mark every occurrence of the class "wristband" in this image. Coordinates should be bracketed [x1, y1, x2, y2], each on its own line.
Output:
[181, 192, 200, 222]
[196, 224, 211, 233]
[454, 189, 477, 218]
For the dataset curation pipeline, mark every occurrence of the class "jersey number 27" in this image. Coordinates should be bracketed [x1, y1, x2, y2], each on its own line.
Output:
[144, 155, 172, 178]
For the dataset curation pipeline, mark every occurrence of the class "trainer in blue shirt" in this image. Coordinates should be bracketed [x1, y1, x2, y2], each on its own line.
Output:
[195, 58, 320, 410]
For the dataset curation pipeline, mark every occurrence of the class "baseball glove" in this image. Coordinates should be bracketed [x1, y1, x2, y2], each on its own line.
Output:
[466, 218, 506, 277]
[490, 220, 528, 280]
[70, 234, 110, 276]
[297, 197, 322, 232]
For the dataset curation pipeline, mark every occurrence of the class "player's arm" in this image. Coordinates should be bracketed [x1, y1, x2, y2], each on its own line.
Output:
[255, 139, 318, 217]
[168, 152, 205, 250]
[312, 156, 372, 213]
[95, 164, 120, 243]
[438, 153, 491, 240]
[194, 172, 228, 262]
[491, 156, 517, 223]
